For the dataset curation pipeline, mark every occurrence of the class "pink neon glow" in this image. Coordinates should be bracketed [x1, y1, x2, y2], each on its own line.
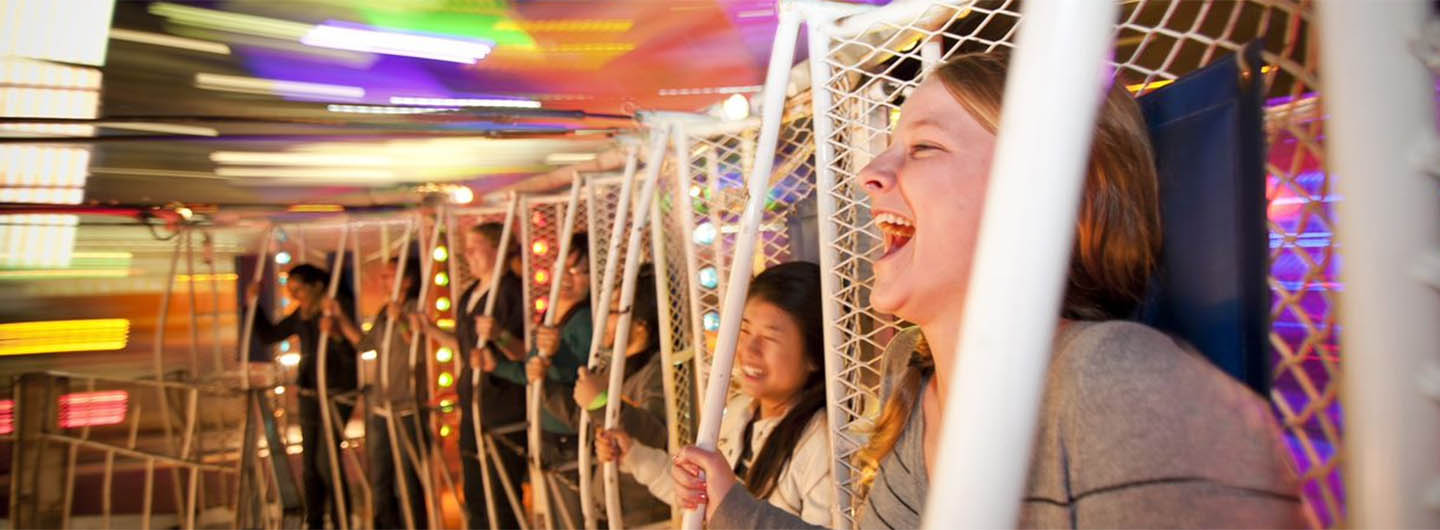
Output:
[0, 400, 12, 435]
[58, 390, 128, 429]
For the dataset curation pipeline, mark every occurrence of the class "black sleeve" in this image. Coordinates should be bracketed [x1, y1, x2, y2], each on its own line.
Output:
[332, 295, 359, 358]
[497, 274, 526, 340]
[252, 309, 300, 345]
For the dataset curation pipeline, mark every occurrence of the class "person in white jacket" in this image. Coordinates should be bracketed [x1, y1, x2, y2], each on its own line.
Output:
[594, 261, 835, 526]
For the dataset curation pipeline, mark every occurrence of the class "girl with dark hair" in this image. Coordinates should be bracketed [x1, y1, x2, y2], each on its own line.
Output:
[492, 231, 594, 432]
[571, 264, 673, 527]
[246, 263, 359, 529]
[328, 256, 428, 529]
[594, 261, 834, 525]
[487, 232, 594, 524]
[671, 51, 1303, 529]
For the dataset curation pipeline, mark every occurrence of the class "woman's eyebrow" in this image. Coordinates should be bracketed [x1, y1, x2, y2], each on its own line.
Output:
[905, 117, 951, 134]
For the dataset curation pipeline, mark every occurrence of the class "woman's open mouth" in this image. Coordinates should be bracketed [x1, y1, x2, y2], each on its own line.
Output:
[874, 211, 915, 258]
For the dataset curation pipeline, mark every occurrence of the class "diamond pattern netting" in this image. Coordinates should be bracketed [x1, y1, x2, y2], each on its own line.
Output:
[809, 1, 1337, 527]
[675, 117, 819, 399]
[521, 196, 586, 351]
[655, 157, 699, 450]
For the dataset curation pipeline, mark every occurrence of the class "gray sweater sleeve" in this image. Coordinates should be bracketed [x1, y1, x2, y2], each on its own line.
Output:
[711, 485, 826, 530]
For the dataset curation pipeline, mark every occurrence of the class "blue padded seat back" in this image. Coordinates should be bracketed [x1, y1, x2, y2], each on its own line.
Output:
[1135, 42, 1270, 396]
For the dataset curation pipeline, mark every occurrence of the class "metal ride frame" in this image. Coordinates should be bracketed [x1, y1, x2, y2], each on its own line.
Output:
[445, 201, 526, 530]
[241, 215, 431, 530]
[9, 1, 1437, 528]
[673, 0, 1437, 529]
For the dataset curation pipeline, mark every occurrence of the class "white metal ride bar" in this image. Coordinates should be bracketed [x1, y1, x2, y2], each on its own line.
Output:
[151, 231, 187, 517]
[466, 192, 520, 530]
[683, 4, 801, 528]
[407, 212, 446, 529]
[671, 123, 713, 447]
[239, 226, 278, 390]
[531, 173, 583, 530]
[315, 221, 351, 530]
[378, 219, 419, 530]
[579, 145, 641, 530]
[185, 228, 201, 377]
[1319, 1, 1440, 527]
[922, 1, 1117, 528]
[800, 3, 853, 526]
[602, 126, 673, 530]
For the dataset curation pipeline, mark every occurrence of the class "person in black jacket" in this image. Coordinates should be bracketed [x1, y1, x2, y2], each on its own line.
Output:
[414, 222, 527, 528]
[247, 263, 358, 529]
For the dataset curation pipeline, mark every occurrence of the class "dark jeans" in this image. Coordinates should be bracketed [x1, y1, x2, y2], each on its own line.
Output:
[458, 369, 528, 529]
[299, 395, 354, 529]
[368, 411, 428, 529]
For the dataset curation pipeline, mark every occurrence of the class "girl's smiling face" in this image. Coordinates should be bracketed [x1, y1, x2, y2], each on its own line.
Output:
[861, 77, 997, 326]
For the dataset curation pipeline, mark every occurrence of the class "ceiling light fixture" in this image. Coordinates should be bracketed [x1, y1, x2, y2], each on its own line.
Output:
[326, 104, 457, 115]
[195, 73, 364, 99]
[101, 122, 219, 136]
[109, 28, 231, 55]
[544, 152, 598, 165]
[149, 2, 313, 41]
[658, 85, 762, 97]
[390, 96, 540, 109]
[303, 22, 494, 64]
[722, 93, 750, 121]
[210, 151, 392, 167]
[215, 167, 394, 180]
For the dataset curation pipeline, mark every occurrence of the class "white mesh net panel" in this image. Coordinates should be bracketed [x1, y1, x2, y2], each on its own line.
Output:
[805, 1, 1336, 527]
[584, 172, 654, 334]
[653, 152, 699, 451]
[521, 194, 585, 352]
[674, 116, 819, 397]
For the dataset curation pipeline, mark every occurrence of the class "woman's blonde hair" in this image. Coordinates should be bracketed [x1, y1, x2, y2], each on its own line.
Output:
[854, 50, 1162, 501]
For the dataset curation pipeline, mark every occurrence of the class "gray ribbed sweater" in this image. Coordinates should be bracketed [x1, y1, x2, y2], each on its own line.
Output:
[711, 321, 1305, 529]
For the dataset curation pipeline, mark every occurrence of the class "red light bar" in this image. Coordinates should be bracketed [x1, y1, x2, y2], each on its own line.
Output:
[59, 390, 127, 429]
[0, 400, 12, 435]
[0, 390, 130, 434]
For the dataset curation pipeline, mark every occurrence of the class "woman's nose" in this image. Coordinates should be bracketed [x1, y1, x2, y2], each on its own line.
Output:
[860, 151, 899, 196]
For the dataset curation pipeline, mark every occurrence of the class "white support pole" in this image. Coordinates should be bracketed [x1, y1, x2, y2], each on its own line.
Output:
[521, 201, 536, 354]
[530, 174, 583, 530]
[649, 150, 682, 524]
[922, 1, 1116, 528]
[184, 228, 202, 377]
[602, 126, 672, 530]
[142, 459, 154, 530]
[470, 193, 520, 530]
[803, 11, 853, 528]
[585, 176, 603, 317]
[352, 226, 365, 391]
[239, 227, 277, 391]
[1319, 1, 1440, 527]
[152, 233, 186, 515]
[671, 127, 713, 431]
[407, 213, 446, 530]
[205, 231, 224, 378]
[445, 210, 466, 389]
[684, 6, 801, 528]
[484, 434, 528, 530]
[179, 387, 199, 529]
[545, 473, 578, 530]
[316, 222, 352, 530]
[379, 220, 418, 530]
[580, 145, 641, 530]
